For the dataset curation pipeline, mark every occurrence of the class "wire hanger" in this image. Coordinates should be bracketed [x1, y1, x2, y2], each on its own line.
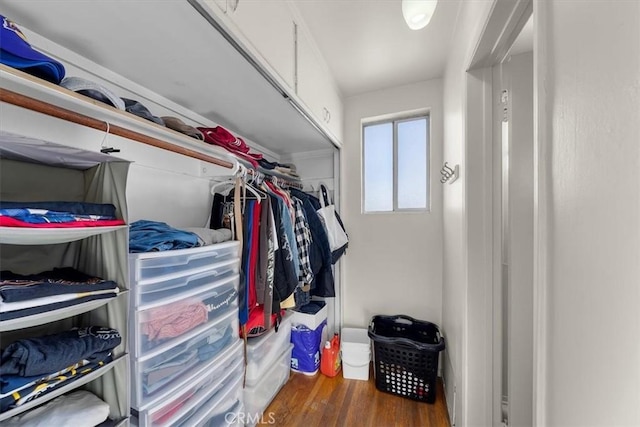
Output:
[99, 122, 120, 154]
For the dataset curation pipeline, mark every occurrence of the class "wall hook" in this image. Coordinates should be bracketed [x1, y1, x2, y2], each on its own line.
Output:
[440, 162, 459, 184]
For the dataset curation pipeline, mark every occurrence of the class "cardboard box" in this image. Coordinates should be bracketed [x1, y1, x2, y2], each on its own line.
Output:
[290, 303, 328, 330]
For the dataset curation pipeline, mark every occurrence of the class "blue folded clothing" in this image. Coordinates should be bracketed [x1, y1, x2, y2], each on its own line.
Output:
[129, 220, 200, 253]
[0, 326, 121, 377]
[0, 354, 112, 411]
[0, 201, 117, 217]
[0, 267, 118, 303]
[0, 293, 116, 321]
[0, 208, 115, 224]
[296, 300, 326, 315]
[196, 325, 233, 362]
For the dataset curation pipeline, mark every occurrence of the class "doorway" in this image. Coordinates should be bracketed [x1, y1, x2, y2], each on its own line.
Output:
[464, 2, 534, 425]
[492, 30, 534, 427]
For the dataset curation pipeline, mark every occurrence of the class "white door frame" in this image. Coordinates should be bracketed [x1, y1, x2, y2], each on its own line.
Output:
[463, 0, 534, 425]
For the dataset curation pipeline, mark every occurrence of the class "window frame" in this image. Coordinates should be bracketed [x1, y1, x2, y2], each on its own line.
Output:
[362, 113, 430, 214]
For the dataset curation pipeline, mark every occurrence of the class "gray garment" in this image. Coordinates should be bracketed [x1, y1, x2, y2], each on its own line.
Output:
[183, 227, 232, 246]
[256, 197, 275, 325]
[280, 201, 300, 279]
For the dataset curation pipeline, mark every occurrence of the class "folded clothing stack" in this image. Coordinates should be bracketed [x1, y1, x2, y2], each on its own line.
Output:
[197, 126, 263, 168]
[257, 159, 300, 179]
[129, 220, 201, 253]
[140, 286, 238, 352]
[0, 326, 121, 411]
[141, 323, 234, 397]
[0, 201, 124, 228]
[3, 390, 111, 427]
[0, 267, 119, 321]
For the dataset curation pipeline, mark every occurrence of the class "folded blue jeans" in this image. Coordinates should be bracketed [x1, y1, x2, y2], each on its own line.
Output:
[129, 220, 200, 253]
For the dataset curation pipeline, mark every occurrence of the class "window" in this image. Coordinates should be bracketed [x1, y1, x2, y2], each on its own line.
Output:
[363, 115, 429, 213]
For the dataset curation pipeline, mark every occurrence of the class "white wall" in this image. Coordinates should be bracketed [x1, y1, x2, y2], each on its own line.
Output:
[535, 1, 640, 425]
[342, 80, 443, 328]
[441, 1, 494, 425]
[443, 1, 640, 426]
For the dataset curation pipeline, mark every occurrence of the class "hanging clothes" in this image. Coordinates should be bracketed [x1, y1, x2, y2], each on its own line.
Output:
[210, 173, 336, 337]
[247, 200, 262, 310]
[256, 196, 275, 329]
[290, 188, 335, 298]
[268, 193, 298, 310]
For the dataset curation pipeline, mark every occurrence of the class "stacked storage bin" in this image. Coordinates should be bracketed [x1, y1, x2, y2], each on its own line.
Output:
[244, 313, 294, 426]
[129, 242, 244, 426]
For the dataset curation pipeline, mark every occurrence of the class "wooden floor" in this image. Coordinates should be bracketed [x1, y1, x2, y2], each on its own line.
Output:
[260, 367, 451, 427]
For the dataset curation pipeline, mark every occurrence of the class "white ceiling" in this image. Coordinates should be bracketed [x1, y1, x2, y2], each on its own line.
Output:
[0, 0, 463, 156]
[294, 0, 462, 97]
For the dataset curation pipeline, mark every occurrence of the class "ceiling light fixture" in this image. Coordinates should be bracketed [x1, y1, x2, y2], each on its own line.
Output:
[402, 0, 437, 30]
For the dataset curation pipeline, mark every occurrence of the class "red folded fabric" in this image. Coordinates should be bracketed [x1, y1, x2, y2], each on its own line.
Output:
[237, 138, 263, 160]
[0, 217, 126, 228]
[197, 126, 263, 164]
[142, 301, 208, 341]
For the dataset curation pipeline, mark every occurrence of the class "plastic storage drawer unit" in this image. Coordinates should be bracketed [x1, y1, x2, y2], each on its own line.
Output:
[245, 313, 292, 385]
[129, 241, 240, 283]
[135, 341, 244, 426]
[132, 275, 239, 358]
[131, 258, 240, 308]
[131, 310, 240, 408]
[244, 344, 293, 423]
[181, 375, 244, 427]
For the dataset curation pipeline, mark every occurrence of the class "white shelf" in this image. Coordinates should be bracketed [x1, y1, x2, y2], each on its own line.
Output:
[0, 225, 127, 245]
[0, 64, 236, 170]
[0, 291, 125, 332]
[0, 355, 126, 423]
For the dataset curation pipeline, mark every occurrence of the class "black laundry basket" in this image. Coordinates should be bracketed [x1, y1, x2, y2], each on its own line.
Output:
[368, 315, 445, 403]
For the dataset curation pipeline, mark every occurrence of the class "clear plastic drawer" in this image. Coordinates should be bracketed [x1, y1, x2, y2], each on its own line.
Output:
[245, 313, 292, 385]
[244, 344, 293, 425]
[129, 241, 240, 284]
[136, 347, 243, 426]
[131, 310, 241, 408]
[131, 275, 238, 359]
[131, 259, 240, 308]
[182, 374, 243, 427]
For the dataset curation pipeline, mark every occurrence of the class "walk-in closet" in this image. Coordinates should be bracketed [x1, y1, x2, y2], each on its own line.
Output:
[2, 1, 639, 426]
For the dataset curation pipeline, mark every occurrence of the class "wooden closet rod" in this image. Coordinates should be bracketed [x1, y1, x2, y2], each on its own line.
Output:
[0, 88, 234, 169]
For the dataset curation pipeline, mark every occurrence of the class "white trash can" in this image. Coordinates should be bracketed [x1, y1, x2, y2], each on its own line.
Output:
[341, 327, 371, 380]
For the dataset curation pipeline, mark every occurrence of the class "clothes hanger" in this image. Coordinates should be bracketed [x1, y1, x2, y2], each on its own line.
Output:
[246, 171, 268, 200]
[239, 165, 262, 204]
[205, 178, 235, 229]
[210, 178, 235, 196]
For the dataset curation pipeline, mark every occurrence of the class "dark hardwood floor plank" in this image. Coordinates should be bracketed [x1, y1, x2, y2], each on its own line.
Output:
[259, 366, 451, 427]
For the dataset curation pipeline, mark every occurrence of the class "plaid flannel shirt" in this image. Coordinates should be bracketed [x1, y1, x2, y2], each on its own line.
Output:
[293, 197, 314, 286]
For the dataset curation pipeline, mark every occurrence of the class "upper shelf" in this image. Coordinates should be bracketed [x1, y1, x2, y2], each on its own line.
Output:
[0, 66, 236, 171]
[0, 225, 128, 246]
[0, 1, 336, 156]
